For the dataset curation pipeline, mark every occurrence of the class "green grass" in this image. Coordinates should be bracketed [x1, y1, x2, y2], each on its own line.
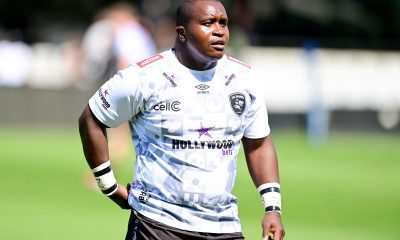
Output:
[1, 127, 399, 239]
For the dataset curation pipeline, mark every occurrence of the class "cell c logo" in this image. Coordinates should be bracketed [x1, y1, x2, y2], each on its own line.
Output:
[171, 101, 181, 111]
[153, 101, 181, 112]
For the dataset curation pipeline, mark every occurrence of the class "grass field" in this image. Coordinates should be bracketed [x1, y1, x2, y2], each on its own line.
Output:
[1, 127, 399, 239]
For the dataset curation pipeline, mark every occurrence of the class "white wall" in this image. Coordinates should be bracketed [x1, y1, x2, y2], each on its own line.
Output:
[240, 47, 400, 113]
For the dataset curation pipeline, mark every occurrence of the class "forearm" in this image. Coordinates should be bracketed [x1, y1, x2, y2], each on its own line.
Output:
[243, 135, 285, 239]
[79, 105, 130, 208]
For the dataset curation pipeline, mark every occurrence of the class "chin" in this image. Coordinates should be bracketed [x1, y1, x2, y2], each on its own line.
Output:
[209, 51, 225, 60]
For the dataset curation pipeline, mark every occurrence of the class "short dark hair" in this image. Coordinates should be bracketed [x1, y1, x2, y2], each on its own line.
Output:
[176, 0, 220, 26]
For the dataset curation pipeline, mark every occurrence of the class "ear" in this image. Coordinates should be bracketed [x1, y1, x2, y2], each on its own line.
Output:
[176, 26, 186, 43]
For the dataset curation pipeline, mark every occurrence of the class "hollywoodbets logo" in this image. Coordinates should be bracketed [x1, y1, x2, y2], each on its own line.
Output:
[172, 139, 234, 150]
[98, 88, 110, 109]
[171, 139, 234, 156]
[162, 72, 177, 87]
[225, 74, 236, 86]
[172, 122, 234, 155]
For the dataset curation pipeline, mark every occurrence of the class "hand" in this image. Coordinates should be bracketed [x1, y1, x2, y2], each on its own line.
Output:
[262, 211, 285, 240]
[108, 183, 131, 209]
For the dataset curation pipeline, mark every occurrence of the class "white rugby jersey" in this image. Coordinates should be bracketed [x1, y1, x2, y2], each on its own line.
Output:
[89, 49, 270, 233]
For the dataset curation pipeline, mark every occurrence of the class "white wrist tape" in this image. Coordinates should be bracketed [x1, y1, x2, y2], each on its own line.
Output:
[92, 161, 118, 196]
[258, 182, 281, 214]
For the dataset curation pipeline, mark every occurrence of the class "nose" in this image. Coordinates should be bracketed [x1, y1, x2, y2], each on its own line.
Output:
[213, 23, 225, 36]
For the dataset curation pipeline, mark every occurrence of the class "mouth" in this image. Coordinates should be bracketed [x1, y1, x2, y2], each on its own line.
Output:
[211, 41, 226, 51]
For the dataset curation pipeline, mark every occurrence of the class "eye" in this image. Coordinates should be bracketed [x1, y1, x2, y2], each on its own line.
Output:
[202, 21, 212, 27]
[220, 19, 228, 27]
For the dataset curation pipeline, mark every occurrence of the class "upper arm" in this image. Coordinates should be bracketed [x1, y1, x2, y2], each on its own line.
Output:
[242, 135, 280, 186]
[79, 104, 108, 132]
[78, 104, 110, 168]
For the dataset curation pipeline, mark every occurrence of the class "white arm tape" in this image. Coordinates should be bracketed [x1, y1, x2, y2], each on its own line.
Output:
[258, 182, 282, 214]
[95, 170, 117, 190]
[257, 182, 280, 192]
[92, 161, 111, 173]
[91, 160, 118, 196]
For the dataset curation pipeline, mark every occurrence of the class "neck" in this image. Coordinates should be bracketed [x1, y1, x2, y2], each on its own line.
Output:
[174, 40, 218, 71]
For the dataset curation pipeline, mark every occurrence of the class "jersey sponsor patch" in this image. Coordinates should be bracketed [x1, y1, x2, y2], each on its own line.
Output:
[226, 55, 251, 69]
[98, 87, 111, 109]
[225, 74, 236, 86]
[136, 54, 164, 68]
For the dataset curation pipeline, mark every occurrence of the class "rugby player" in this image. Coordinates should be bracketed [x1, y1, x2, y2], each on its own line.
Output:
[79, 0, 285, 239]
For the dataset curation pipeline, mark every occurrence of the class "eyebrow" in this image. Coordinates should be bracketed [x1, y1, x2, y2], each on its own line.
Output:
[197, 13, 228, 20]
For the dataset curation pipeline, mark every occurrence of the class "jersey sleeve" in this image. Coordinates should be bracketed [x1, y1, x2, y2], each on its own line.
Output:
[88, 66, 143, 128]
[243, 70, 271, 139]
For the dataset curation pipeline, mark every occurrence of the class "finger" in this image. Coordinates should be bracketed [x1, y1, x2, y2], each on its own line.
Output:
[274, 232, 282, 240]
[263, 228, 275, 240]
[262, 226, 270, 240]
[262, 233, 268, 240]
[274, 228, 286, 240]
[262, 235, 272, 240]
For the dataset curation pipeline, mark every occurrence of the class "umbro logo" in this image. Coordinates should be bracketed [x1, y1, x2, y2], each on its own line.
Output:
[195, 84, 210, 94]
[195, 84, 210, 90]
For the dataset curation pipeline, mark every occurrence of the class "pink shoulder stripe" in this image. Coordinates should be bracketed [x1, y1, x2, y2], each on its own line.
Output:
[136, 54, 164, 68]
[226, 55, 251, 69]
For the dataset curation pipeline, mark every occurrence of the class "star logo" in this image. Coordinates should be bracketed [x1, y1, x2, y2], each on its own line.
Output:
[196, 122, 215, 139]
[104, 89, 109, 97]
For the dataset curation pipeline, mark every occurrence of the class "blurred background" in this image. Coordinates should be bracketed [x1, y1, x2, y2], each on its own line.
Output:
[1, 0, 400, 131]
[0, 0, 399, 239]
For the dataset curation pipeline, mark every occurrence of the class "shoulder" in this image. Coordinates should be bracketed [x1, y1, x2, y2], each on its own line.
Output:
[135, 54, 164, 68]
[223, 54, 251, 70]
[221, 55, 262, 94]
[220, 54, 255, 83]
[134, 49, 172, 69]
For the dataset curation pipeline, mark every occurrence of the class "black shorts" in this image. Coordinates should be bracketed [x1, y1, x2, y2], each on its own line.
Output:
[125, 210, 244, 240]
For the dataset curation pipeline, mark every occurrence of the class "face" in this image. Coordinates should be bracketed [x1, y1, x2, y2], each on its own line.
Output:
[183, 1, 229, 62]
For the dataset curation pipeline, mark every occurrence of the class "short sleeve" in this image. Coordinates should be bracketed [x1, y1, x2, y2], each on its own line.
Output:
[88, 67, 143, 128]
[243, 70, 271, 139]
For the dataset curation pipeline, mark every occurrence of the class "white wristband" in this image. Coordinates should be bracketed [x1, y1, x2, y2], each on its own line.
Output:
[258, 182, 282, 214]
[91, 161, 118, 196]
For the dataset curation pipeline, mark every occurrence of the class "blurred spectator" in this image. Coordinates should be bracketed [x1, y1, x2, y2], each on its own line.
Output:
[151, 16, 176, 51]
[226, 0, 256, 56]
[80, 11, 114, 86]
[140, 0, 176, 51]
[81, 2, 158, 188]
[81, 1, 158, 86]
[0, 29, 32, 87]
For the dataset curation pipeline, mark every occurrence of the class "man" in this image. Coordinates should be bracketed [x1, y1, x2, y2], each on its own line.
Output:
[79, 0, 285, 239]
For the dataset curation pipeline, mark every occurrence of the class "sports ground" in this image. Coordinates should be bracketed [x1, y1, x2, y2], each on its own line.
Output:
[1, 127, 399, 239]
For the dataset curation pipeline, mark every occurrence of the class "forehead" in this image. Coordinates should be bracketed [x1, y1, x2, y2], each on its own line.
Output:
[190, 1, 227, 19]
